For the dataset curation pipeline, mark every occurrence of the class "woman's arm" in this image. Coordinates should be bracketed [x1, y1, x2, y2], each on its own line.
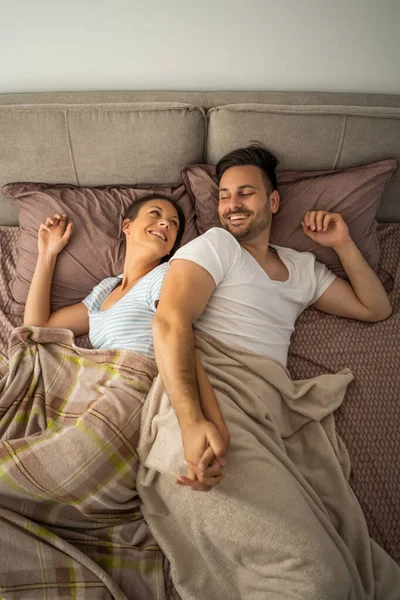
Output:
[175, 353, 229, 491]
[24, 213, 89, 336]
[24, 251, 58, 327]
[195, 353, 230, 449]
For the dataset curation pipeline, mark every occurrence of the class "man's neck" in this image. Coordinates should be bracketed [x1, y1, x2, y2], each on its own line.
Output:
[240, 231, 273, 266]
[240, 232, 289, 282]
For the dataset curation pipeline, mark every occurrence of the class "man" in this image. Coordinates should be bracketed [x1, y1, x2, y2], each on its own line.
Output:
[152, 143, 392, 491]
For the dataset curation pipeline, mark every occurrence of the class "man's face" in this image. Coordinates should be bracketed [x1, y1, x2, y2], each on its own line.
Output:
[218, 165, 277, 242]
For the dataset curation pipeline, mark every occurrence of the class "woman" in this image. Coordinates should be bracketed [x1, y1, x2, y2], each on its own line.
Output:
[24, 194, 229, 489]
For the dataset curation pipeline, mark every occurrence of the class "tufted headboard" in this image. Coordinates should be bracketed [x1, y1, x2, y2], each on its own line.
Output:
[1, 90, 400, 226]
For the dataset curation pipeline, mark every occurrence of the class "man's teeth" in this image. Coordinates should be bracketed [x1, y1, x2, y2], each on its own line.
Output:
[150, 231, 166, 241]
[229, 214, 249, 221]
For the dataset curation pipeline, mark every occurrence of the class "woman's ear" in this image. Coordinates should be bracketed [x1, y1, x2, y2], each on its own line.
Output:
[122, 218, 130, 234]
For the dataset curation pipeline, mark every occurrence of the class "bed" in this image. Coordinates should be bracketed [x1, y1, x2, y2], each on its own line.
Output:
[0, 91, 399, 599]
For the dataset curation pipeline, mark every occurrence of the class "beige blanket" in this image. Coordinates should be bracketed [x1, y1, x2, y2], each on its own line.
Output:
[137, 332, 400, 600]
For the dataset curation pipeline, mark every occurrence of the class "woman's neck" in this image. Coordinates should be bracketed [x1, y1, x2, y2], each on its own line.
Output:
[120, 250, 160, 291]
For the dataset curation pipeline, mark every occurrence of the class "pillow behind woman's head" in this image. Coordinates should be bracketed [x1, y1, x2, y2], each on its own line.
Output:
[3, 182, 197, 315]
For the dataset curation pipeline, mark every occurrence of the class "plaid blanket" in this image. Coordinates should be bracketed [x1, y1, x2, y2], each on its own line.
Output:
[0, 326, 164, 600]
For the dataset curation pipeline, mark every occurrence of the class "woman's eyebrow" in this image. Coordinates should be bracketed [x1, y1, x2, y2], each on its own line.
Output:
[149, 205, 179, 222]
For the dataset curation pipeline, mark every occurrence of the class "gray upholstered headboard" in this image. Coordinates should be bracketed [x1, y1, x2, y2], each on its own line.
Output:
[1, 91, 400, 226]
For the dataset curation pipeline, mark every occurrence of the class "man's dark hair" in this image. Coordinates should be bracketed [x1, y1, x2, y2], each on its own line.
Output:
[216, 142, 279, 193]
[123, 194, 186, 263]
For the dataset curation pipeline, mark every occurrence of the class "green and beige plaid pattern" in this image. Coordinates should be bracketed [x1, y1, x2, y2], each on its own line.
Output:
[0, 327, 164, 600]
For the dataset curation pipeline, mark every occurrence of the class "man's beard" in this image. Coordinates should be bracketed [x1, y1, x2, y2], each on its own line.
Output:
[220, 209, 271, 242]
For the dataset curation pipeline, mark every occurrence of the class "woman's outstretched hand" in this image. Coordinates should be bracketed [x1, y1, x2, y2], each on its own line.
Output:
[38, 213, 73, 257]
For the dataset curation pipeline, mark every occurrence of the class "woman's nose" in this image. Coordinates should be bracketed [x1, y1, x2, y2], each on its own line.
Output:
[159, 220, 170, 230]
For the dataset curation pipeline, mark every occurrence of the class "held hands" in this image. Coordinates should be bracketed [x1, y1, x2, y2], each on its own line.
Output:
[38, 213, 73, 257]
[301, 211, 351, 249]
[176, 418, 228, 492]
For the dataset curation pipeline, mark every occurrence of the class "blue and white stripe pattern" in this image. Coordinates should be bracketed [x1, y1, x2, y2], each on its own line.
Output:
[82, 263, 168, 359]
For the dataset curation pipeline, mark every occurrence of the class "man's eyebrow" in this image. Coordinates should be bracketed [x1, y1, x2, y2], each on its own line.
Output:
[218, 185, 257, 192]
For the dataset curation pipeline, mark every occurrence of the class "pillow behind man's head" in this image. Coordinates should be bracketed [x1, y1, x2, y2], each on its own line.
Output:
[3, 182, 197, 315]
[182, 159, 397, 281]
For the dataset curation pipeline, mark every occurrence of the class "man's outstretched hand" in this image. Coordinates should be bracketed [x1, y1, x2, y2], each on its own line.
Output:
[301, 211, 351, 249]
[176, 418, 228, 492]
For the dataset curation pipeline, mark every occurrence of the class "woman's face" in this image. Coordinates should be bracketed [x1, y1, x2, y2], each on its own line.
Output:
[123, 199, 180, 258]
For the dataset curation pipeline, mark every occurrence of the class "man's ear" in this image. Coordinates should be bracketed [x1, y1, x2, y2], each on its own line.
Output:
[270, 190, 280, 214]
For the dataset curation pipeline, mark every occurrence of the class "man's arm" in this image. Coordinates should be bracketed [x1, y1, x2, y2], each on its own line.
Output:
[153, 259, 228, 491]
[195, 353, 230, 449]
[302, 211, 392, 321]
[153, 259, 215, 422]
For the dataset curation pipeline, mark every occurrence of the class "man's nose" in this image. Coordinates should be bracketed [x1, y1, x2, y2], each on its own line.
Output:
[228, 194, 243, 210]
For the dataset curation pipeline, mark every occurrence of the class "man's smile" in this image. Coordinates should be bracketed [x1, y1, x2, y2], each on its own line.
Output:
[225, 213, 252, 225]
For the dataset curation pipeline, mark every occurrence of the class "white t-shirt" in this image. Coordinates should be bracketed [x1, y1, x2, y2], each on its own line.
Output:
[170, 228, 336, 366]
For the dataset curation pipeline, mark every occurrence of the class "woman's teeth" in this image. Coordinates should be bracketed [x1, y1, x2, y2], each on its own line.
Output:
[150, 231, 166, 241]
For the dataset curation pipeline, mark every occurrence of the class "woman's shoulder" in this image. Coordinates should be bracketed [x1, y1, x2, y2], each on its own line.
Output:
[140, 262, 169, 289]
[149, 262, 169, 279]
[97, 274, 122, 287]
[91, 275, 121, 297]
[83, 275, 121, 310]
[154, 262, 169, 274]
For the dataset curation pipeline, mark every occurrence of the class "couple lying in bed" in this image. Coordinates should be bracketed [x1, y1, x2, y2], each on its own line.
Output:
[25, 142, 392, 491]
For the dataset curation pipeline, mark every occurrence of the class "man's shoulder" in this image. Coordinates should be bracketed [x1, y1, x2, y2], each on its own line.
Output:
[199, 227, 237, 244]
[170, 227, 241, 282]
[271, 243, 316, 263]
[271, 244, 334, 285]
[176, 227, 239, 254]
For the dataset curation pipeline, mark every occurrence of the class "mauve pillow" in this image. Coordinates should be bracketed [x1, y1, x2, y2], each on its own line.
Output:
[2, 183, 197, 315]
[181, 160, 398, 280]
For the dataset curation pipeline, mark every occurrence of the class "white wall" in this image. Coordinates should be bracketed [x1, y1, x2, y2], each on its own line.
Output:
[1, 0, 399, 94]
